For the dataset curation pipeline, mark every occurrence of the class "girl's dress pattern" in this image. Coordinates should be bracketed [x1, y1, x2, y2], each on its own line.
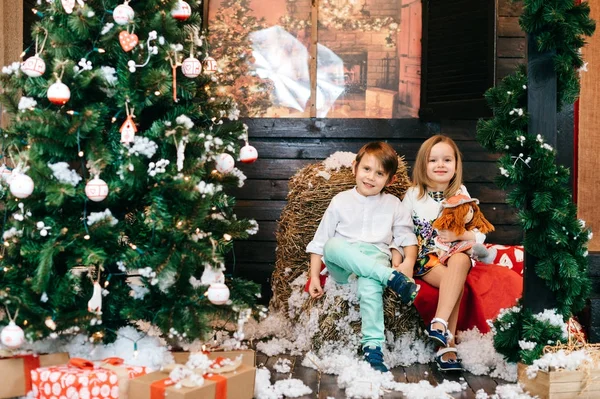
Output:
[402, 186, 484, 277]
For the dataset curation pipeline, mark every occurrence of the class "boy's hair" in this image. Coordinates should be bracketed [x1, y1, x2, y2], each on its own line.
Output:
[412, 135, 463, 199]
[355, 142, 398, 183]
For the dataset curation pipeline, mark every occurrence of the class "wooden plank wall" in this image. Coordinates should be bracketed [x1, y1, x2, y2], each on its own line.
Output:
[496, 0, 526, 84]
[230, 119, 521, 302]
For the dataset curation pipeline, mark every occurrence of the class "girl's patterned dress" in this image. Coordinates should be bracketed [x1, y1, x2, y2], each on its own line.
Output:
[402, 185, 485, 277]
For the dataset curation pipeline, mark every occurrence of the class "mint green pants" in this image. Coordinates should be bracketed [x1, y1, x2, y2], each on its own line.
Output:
[323, 237, 394, 348]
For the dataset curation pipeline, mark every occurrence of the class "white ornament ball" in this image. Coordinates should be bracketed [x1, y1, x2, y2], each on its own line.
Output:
[203, 57, 218, 74]
[207, 283, 230, 305]
[85, 177, 109, 202]
[47, 80, 70, 105]
[181, 57, 202, 78]
[171, 0, 192, 21]
[9, 174, 34, 199]
[21, 55, 46, 78]
[215, 153, 235, 174]
[113, 3, 134, 25]
[240, 144, 258, 164]
[1, 321, 25, 348]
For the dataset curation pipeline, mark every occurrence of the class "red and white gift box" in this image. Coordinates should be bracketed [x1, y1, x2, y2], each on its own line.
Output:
[31, 357, 148, 399]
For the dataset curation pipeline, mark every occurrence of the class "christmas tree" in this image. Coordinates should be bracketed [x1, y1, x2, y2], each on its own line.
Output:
[0, 0, 260, 348]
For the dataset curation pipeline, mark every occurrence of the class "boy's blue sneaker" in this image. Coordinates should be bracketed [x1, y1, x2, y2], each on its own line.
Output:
[387, 271, 419, 305]
[363, 345, 388, 373]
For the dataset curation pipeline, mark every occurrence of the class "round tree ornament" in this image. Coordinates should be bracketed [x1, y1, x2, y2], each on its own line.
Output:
[0, 321, 25, 348]
[203, 57, 218, 74]
[240, 144, 258, 164]
[215, 153, 235, 174]
[85, 176, 109, 202]
[9, 173, 34, 198]
[181, 57, 202, 78]
[21, 55, 46, 78]
[171, 1, 192, 21]
[47, 79, 70, 105]
[113, 1, 134, 25]
[207, 283, 230, 305]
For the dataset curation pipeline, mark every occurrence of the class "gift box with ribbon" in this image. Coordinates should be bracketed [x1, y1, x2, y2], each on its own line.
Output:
[129, 351, 255, 399]
[0, 352, 69, 398]
[31, 357, 148, 399]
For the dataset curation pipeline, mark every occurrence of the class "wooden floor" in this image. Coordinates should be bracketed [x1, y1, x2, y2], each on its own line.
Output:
[257, 352, 509, 398]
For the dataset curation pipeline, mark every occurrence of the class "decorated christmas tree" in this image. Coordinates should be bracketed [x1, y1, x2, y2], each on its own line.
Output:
[208, 0, 272, 117]
[0, 0, 261, 348]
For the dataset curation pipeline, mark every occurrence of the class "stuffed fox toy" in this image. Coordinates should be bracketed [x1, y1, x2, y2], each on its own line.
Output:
[432, 194, 497, 265]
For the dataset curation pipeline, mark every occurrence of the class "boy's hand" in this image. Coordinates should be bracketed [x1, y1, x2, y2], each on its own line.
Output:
[393, 260, 414, 279]
[308, 278, 324, 299]
[437, 229, 459, 243]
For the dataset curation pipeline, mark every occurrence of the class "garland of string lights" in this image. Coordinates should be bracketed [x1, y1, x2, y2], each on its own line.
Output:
[476, 0, 595, 364]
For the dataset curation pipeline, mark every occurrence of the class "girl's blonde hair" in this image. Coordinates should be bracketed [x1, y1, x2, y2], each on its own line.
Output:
[413, 135, 463, 199]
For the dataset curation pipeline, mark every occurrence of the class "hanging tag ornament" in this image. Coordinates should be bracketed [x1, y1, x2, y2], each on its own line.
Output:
[21, 29, 48, 78]
[113, 1, 134, 25]
[87, 279, 103, 314]
[119, 29, 139, 52]
[85, 175, 109, 202]
[167, 46, 183, 102]
[120, 103, 137, 144]
[171, 1, 192, 21]
[181, 34, 201, 78]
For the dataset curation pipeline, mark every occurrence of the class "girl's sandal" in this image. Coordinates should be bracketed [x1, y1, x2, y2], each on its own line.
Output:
[435, 347, 463, 372]
[427, 317, 453, 347]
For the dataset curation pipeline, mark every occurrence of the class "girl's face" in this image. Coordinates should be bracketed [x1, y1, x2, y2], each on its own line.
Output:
[353, 153, 390, 197]
[427, 142, 456, 190]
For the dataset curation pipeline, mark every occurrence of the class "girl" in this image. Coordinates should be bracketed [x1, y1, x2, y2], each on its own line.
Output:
[401, 135, 483, 372]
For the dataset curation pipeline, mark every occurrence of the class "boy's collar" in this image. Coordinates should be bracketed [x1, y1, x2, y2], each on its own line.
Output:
[352, 186, 383, 201]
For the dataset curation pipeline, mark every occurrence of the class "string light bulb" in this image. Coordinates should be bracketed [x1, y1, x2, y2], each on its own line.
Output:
[223, 234, 232, 241]
[78, 151, 84, 157]
[133, 342, 139, 358]
[84, 234, 90, 240]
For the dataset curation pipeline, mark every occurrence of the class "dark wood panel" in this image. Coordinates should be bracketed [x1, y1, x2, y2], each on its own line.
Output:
[234, 200, 286, 220]
[230, 180, 289, 200]
[498, 0, 523, 17]
[237, 160, 500, 182]
[232, 181, 509, 202]
[244, 139, 500, 162]
[497, 58, 526, 82]
[498, 17, 525, 37]
[497, 38, 526, 58]
[243, 118, 441, 139]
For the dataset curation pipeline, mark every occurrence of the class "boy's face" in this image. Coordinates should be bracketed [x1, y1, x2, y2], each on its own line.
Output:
[352, 153, 392, 197]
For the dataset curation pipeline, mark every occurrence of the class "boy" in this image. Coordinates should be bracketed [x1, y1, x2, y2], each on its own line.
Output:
[306, 142, 419, 373]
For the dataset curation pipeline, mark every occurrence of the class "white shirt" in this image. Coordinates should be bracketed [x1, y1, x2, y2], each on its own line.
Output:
[306, 187, 418, 259]
[402, 185, 486, 258]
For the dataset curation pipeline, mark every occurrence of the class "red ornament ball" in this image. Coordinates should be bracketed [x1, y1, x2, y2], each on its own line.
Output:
[240, 144, 258, 164]
[47, 80, 70, 105]
[171, 1, 192, 21]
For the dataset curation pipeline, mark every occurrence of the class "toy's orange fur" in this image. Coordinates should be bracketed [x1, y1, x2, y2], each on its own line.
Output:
[433, 202, 495, 236]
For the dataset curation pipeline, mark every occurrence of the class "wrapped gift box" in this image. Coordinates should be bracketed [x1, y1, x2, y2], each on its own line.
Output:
[31, 357, 148, 399]
[0, 352, 69, 398]
[130, 351, 256, 399]
[517, 362, 600, 398]
[171, 349, 256, 367]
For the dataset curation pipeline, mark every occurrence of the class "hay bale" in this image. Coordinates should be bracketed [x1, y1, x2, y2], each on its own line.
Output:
[270, 152, 422, 348]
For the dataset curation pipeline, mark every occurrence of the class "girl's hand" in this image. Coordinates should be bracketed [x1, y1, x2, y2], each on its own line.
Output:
[437, 229, 459, 243]
[308, 278, 324, 299]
